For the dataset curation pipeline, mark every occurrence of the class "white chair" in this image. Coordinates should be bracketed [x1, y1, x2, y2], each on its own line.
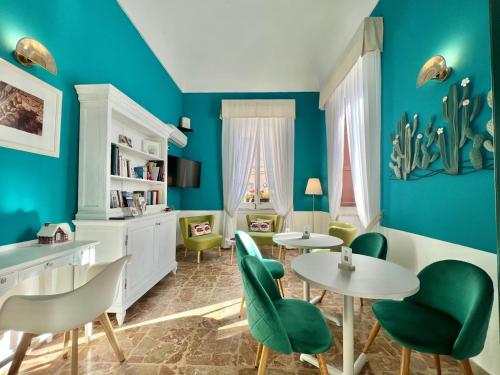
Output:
[0, 256, 130, 375]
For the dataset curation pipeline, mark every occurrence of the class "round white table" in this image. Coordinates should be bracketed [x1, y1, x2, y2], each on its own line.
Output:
[273, 232, 343, 304]
[291, 252, 420, 375]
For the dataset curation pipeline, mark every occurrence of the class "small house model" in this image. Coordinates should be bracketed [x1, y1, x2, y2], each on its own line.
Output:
[37, 223, 71, 244]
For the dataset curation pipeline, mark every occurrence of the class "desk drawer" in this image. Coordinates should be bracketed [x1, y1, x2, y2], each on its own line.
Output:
[0, 272, 18, 295]
[19, 255, 74, 281]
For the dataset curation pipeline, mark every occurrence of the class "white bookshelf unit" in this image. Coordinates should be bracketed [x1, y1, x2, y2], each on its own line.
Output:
[73, 84, 187, 325]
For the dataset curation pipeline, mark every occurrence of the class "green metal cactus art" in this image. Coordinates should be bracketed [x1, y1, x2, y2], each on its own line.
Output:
[438, 77, 482, 174]
[389, 77, 491, 180]
[483, 90, 494, 153]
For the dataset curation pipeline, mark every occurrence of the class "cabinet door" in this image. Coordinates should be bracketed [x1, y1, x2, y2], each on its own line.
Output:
[156, 216, 176, 270]
[126, 221, 155, 297]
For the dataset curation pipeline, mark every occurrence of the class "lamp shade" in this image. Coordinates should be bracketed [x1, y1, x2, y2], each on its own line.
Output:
[305, 178, 323, 195]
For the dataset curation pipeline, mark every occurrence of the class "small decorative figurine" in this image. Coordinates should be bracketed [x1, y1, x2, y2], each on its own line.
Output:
[37, 223, 71, 244]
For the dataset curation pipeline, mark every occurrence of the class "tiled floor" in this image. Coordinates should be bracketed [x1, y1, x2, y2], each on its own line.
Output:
[13, 247, 485, 374]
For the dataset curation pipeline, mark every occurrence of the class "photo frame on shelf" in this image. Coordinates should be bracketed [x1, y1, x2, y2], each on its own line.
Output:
[0, 58, 62, 157]
[118, 134, 132, 147]
[142, 139, 161, 158]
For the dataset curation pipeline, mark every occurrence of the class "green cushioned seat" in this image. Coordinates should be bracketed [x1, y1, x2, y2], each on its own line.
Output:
[273, 299, 332, 354]
[372, 300, 461, 355]
[261, 258, 285, 279]
[235, 231, 284, 280]
[246, 214, 282, 246]
[240, 255, 333, 355]
[372, 260, 494, 361]
[184, 233, 224, 251]
[329, 220, 357, 246]
[351, 232, 387, 259]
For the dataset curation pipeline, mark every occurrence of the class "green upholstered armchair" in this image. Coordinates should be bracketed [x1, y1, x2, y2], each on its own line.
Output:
[239, 255, 332, 374]
[246, 214, 282, 256]
[179, 215, 223, 264]
[329, 220, 357, 246]
[364, 260, 493, 375]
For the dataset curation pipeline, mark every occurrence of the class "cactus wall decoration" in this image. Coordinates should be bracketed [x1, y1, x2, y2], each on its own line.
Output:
[483, 90, 494, 153]
[389, 77, 492, 180]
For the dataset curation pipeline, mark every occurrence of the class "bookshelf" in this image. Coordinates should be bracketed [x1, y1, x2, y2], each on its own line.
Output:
[74, 84, 187, 219]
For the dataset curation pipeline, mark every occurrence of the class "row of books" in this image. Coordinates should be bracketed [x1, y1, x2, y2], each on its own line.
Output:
[110, 190, 162, 209]
[111, 144, 165, 181]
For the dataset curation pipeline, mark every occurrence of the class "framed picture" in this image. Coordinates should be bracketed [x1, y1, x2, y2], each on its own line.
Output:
[0, 58, 62, 157]
[142, 139, 161, 158]
[118, 134, 132, 147]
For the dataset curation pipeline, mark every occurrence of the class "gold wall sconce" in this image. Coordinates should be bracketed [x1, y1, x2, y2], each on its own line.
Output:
[416, 55, 451, 88]
[13, 37, 57, 75]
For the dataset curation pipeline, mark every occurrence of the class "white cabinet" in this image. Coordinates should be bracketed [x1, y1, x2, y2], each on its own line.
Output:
[74, 212, 177, 325]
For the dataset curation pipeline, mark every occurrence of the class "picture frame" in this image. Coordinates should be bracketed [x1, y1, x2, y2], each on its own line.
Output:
[142, 139, 161, 158]
[0, 58, 62, 157]
[118, 134, 133, 148]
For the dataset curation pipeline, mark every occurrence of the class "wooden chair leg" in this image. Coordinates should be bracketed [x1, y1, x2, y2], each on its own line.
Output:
[316, 353, 329, 375]
[230, 245, 234, 265]
[62, 331, 70, 359]
[271, 245, 275, 257]
[257, 345, 269, 375]
[218, 246, 222, 257]
[433, 354, 441, 375]
[360, 298, 364, 307]
[459, 359, 473, 375]
[71, 328, 79, 375]
[184, 247, 188, 257]
[400, 347, 411, 375]
[8, 333, 34, 375]
[278, 246, 283, 262]
[276, 279, 285, 297]
[317, 290, 327, 303]
[98, 313, 125, 362]
[197, 251, 201, 264]
[363, 321, 381, 353]
[254, 342, 263, 368]
[239, 293, 245, 318]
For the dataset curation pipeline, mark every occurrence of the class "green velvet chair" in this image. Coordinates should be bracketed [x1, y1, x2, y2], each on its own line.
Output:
[364, 260, 493, 375]
[235, 230, 285, 318]
[179, 215, 223, 264]
[246, 214, 282, 257]
[239, 255, 332, 374]
[317, 232, 387, 304]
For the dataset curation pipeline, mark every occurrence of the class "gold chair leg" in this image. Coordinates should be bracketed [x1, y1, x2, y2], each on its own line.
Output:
[62, 331, 70, 359]
[71, 328, 79, 375]
[400, 347, 411, 375]
[363, 321, 381, 353]
[433, 354, 441, 375]
[239, 293, 245, 318]
[218, 246, 222, 257]
[317, 353, 329, 375]
[459, 359, 473, 375]
[254, 342, 263, 368]
[8, 333, 34, 375]
[257, 345, 269, 375]
[197, 251, 201, 264]
[98, 313, 125, 362]
[317, 290, 327, 303]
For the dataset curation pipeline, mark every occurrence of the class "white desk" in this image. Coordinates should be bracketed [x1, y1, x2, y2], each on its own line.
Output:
[0, 240, 98, 359]
[291, 252, 420, 375]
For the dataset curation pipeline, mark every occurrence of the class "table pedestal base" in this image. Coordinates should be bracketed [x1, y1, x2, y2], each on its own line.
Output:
[299, 353, 368, 375]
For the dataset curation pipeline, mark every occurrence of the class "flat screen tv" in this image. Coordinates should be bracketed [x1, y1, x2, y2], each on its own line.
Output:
[168, 155, 201, 188]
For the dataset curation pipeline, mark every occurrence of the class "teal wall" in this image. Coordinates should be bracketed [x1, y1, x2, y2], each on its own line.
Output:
[372, 0, 496, 252]
[0, 0, 182, 246]
[181, 92, 328, 212]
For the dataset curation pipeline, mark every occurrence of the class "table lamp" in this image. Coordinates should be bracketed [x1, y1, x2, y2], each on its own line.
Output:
[305, 178, 323, 232]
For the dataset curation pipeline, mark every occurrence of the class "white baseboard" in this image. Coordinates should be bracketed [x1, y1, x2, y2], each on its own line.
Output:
[381, 227, 498, 375]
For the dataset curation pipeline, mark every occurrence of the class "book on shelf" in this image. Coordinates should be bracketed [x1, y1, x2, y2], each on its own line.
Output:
[110, 189, 162, 209]
[146, 160, 164, 182]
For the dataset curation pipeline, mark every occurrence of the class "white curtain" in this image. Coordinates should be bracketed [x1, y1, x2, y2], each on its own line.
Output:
[325, 50, 381, 228]
[325, 88, 345, 220]
[221, 118, 259, 246]
[261, 118, 295, 231]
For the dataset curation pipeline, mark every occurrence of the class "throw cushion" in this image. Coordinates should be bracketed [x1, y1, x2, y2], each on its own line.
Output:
[249, 220, 273, 233]
[190, 221, 212, 236]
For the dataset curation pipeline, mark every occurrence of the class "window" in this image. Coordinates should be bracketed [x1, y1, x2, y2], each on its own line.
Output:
[242, 140, 271, 209]
[341, 123, 356, 207]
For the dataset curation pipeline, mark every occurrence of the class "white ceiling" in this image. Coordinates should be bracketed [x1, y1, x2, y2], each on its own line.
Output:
[118, 0, 378, 93]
